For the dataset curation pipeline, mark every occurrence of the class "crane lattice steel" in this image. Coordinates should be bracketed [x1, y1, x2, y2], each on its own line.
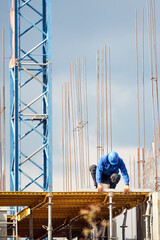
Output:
[9, 0, 52, 192]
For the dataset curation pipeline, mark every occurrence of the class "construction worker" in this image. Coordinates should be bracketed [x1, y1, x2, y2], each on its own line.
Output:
[89, 151, 130, 194]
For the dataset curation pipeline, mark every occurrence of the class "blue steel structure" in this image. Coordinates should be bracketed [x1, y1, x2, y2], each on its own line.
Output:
[9, 0, 52, 192]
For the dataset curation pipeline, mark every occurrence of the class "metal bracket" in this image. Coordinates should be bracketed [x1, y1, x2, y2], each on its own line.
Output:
[42, 225, 53, 231]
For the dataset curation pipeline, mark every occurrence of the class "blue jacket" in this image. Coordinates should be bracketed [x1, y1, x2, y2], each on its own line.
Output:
[96, 154, 129, 185]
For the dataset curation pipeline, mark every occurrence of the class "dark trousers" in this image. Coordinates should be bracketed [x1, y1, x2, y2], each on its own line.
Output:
[89, 164, 120, 189]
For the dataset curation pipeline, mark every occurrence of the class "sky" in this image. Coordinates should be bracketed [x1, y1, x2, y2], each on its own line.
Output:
[52, 0, 160, 184]
[0, 0, 159, 188]
[0, 0, 160, 239]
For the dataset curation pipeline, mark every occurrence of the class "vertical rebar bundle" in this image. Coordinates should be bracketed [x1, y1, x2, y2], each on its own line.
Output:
[96, 46, 111, 162]
[2, 29, 5, 191]
[62, 82, 72, 191]
[146, 0, 160, 191]
[62, 57, 90, 191]
[135, 9, 141, 189]
[96, 50, 101, 163]
[105, 46, 108, 154]
[0, 29, 6, 192]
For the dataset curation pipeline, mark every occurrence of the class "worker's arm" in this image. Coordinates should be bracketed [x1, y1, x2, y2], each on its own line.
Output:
[119, 159, 130, 194]
[96, 157, 104, 193]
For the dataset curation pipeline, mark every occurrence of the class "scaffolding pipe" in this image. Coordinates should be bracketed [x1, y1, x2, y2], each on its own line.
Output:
[145, 195, 151, 240]
[13, 215, 16, 240]
[48, 193, 53, 240]
[29, 208, 33, 240]
[2, 28, 5, 191]
[109, 192, 113, 239]
[120, 209, 128, 240]
[16, 207, 18, 240]
[68, 220, 72, 240]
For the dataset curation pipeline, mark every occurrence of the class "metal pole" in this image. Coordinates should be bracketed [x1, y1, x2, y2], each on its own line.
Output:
[0, 93, 2, 191]
[2, 28, 5, 191]
[13, 214, 16, 240]
[65, 82, 68, 191]
[84, 57, 90, 188]
[129, 156, 133, 239]
[48, 193, 53, 240]
[120, 209, 128, 240]
[68, 220, 72, 240]
[101, 48, 104, 156]
[74, 63, 79, 190]
[142, 8, 145, 189]
[109, 192, 113, 239]
[68, 82, 72, 191]
[14, 0, 19, 192]
[152, 0, 160, 160]
[146, 0, 157, 192]
[137, 148, 140, 188]
[105, 45, 108, 154]
[72, 63, 78, 190]
[109, 47, 112, 151]
[135, 9, 141, 189]
[96, 50, 100, 163]
[145, 195, 151, 240]
[62, 84, 65, 191]
[29, 209, 33, 240]
[16, 207, 18, 240]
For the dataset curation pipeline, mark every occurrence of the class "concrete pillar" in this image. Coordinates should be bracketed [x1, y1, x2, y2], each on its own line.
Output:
[152, 192, 160, 240]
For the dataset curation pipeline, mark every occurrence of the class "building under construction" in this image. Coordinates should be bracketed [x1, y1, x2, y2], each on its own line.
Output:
[0, 0, 159, 239]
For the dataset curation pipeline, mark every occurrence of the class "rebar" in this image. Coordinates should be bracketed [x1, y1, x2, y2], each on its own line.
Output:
[142, 8, 146, 189]
[109, 47, 112, 151]
[135, 9, 141, 188]
[146, 0, 158, 191]
[2, 28, 5, 191]
[101, 48, 104, 156]
[105, 45, 108, 154]
[97, 50, 100, 162]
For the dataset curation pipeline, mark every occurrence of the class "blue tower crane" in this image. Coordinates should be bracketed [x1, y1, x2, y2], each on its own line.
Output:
[9, 0, 52, 192]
